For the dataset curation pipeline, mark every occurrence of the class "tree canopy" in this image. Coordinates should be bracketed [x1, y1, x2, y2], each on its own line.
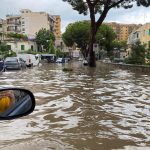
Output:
[63, 21, 116, 58]
[0, 42, 16, 59]
[125, 41, 146, 65]
[62, 21, 90, 57]
[7, 32, 28, 40]
[36, 28, 55, 52]
[63, 0, 150, 67]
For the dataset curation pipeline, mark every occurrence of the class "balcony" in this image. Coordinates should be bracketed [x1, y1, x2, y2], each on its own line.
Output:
[7, 21, 21, 25]
[7, 28, 21, 33]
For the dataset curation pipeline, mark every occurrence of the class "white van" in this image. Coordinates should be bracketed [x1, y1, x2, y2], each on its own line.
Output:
[17, 54, 40, 67]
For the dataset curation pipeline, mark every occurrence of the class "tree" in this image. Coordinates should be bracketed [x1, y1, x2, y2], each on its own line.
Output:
[49, 39, 55, 54]
[96, 24, 116, 57]
[36, 28, 55, 52]
[7, 32, 28, 40]
[125, 41, 146, 65]
[63, 0, 150, 67]
[62, 21, 90, 57]
[0, 43, 16, 58]
[63, 21, 115, 58]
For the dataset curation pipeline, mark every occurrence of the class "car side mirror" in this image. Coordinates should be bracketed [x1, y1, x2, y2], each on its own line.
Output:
[0, 88, 35, 120]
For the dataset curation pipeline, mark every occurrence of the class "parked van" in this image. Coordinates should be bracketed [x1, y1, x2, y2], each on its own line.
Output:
[17, 54, 40, 67]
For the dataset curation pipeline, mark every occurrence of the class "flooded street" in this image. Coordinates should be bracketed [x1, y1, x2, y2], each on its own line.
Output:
[0, 62, 150, 150]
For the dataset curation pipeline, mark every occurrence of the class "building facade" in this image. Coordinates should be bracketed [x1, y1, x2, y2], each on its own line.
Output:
[104, 22, 141, 41]
[127, 23, 150, 49]
[53, 15, 61, 38]
[7, 40, 37, 54]
[6, 9, 57, 39]
[0, 19, 7, 42]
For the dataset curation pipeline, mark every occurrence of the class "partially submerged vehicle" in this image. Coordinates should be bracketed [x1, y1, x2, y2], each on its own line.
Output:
[4, 57, 26, 70]
[0, 61, 5, 73]
[56, 57, 65, 63]
[17, 54, 40, 67]
[40, 54, 56, 63]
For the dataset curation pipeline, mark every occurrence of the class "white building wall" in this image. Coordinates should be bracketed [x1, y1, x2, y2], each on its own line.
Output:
[7, 40, 37, 53]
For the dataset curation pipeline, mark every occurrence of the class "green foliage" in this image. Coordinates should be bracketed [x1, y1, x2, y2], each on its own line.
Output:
[63, 21, 90, 57]
[112, 40, 127, 50]
[36, 28, 55, 52]
[0, 43, 9, 52]
[63, 21, 116, 57]
[63, 1, 150, 16]
[49, 39, 55, 54]
[0, 43, 16, 58]
[125, 41, 146, 65]
[55, 49, 64, 57]
[7, 32, 28, 40]
[96, 24, 116, 56]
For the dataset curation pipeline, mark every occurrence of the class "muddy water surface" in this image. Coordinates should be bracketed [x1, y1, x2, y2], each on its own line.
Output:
[0, 62, 149, 150]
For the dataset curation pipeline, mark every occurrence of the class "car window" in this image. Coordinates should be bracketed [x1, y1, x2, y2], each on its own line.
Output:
[5, 57, 16, 61]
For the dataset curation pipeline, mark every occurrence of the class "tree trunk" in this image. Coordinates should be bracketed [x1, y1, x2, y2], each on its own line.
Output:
[88, 24, 97, 67]
[88, 42, 96, 67]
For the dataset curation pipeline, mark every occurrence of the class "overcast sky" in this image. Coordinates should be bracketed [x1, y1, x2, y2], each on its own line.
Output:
[1, 0, 150, 32]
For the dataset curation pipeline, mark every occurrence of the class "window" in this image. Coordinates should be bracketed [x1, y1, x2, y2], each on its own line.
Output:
[21, 45, 25, 51]
[0, 24, 2, 28]
[22, 28, 25, 31]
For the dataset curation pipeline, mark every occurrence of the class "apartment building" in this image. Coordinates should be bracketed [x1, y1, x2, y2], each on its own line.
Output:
[0, 19, 7, 41]
[6, 15, 21, 34]
[104, 22, 141, 41]
[53, 15, 61, 38]
[128, 23, 150, 49]
[6, 9, 57, 39]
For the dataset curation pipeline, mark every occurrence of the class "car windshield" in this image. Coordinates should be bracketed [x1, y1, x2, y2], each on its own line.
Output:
[5, 57, 17, 62]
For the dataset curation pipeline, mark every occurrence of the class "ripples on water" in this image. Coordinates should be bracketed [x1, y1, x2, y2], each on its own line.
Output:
[0, 62, 149, 150]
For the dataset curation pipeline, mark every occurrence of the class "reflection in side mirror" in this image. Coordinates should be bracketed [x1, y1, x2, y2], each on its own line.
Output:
[0, 88, 35, 120]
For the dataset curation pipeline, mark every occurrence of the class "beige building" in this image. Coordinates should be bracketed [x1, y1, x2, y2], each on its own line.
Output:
[6, 15, 21, 34]
[6, 9, 57, 39]
[53, 15, 61, 38]
[127, 23, 150, 63]
[0, 19, 7, 41]
[128, 23, 150, 49]
[20, 9, 55, 38]
[104, 22, 141, 41]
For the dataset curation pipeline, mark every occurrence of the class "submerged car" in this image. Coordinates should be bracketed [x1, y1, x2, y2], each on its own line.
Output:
[17, 54, 40, 67]
[83, 59, 88, 65]
[56, 58, 65, 63]
[5, 57, 26, 70]
[0, 61, 6, 72]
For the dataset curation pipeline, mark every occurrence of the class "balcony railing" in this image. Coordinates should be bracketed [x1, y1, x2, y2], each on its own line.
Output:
[7, 21, 21, 25]
[7, 28, 21, 32]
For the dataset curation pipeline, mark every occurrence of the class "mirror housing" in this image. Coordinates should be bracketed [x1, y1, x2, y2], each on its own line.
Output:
[0, 88, 35, 120]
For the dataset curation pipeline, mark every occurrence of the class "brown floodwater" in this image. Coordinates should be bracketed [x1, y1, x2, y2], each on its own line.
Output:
[0, 62, 149, 150]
